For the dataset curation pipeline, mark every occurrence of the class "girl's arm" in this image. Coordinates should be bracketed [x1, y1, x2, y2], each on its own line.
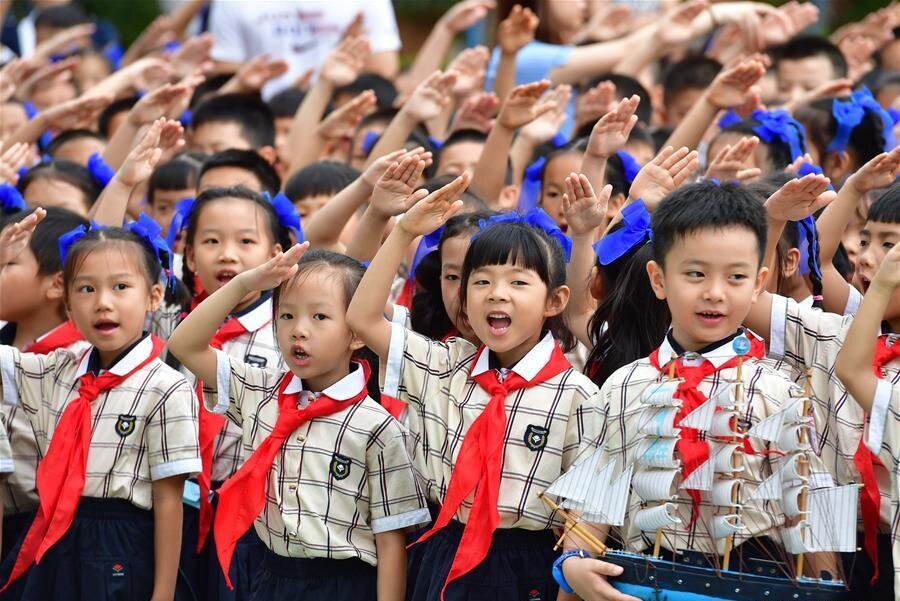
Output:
[0, 94, 112, 153]
[375, 529, 407, 601]
[581, 95, 640, 195]
[168, 243, 309, 383]
[493, 5, 539, 105]
[347, 174, 469, 358]
[150, 475, 186, 601]
[512, 84, 571, 184]
[836, 244, 900, 413]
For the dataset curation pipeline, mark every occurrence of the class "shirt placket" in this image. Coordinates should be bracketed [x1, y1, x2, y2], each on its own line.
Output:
[282, 391, 315, 542]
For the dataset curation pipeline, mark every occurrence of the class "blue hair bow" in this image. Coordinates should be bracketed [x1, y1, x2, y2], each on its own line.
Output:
[428, 136, 444, 150]
[477, 207, 572, 262]
[850, 87, 897, 152]
[616, 150, 640, 185]
[594, 199, 652, 265]
[103, 43, 124, 71]
[127, 213, 177, 291]
[827, 98, 866, 154]
[165, 196, 195, 249]
[179, 108, 192, 128]
[751, 109, 807, 161]
[87, 152, 115, 187]
[517, 156, 546, 212]
[362, 131, 381, 155]
[718, 110, 742, 130]
[409, 225, 444, 280]
[262, 191, 303, 241]
[550, 132, 568, 149]
[58, 223, 93, 267]
[793, 161, 830, 279]
[890, 107, 900, 126]
[0, 183, 26, 213]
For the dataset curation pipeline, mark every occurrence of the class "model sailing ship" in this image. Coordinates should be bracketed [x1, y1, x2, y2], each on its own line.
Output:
[541, 340, 857, 601]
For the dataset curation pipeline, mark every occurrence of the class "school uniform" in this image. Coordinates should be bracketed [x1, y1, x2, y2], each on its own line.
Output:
[382, 326, 602, 601]
[0, 334, 201, 600]
[769, 294, 895, 594]
[209, 353, 430, 600]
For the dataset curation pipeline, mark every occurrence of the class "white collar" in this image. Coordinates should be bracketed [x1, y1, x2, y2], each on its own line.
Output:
[283, 362, 366, 401]
[76, 336, 154, 378]
[471, 331, 555, 381]
[234, 296, 273, 333]
[657, 329, 760, 369]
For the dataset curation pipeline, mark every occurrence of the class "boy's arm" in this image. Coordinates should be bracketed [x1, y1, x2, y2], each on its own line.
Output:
[375, 529, 406, 601]
[150, 475, 185, 601]
[493, 5, 539, 104]
[0, 94, 112, 153]
[612, 1, 707, 78]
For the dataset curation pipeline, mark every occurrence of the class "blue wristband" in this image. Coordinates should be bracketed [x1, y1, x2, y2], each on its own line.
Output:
[552, 549, 590, 594]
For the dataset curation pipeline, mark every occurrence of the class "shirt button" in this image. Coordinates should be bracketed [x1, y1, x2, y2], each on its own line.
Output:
[296, 434, 305, 442]
[288, 484, 297, 492]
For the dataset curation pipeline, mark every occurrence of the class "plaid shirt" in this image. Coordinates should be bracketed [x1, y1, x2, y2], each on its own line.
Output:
[382, 327, 602, 530]
[770, 294, 893, 527]
[0, 336, 201, 511]
[597, 331, 800, 555]
[211, 353, 429, 563]
[868, 379, 900, 595]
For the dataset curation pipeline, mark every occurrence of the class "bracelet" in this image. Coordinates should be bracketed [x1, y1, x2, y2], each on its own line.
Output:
[552, 549, 590, 594]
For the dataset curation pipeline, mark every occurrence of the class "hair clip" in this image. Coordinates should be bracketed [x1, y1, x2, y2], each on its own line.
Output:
[478, 207, 573, 262]
[87, 152, 115, 187]
[262, 191, 303, 242]
[594, 199, 652, 265]
[165, 196, 195, 250]
[616, 150, 640, 185]
[127, 213, 177, 291]
[0, 183, 26, 214]
[408, 225, 444, 280]
[362, 131, 381, 155]
[751, 109, 807, 161]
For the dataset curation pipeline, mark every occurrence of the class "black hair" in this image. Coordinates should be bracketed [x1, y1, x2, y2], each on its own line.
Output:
[436, 129, 487, 173]
[421, 174, 488, 210]
[98, 95, 139, 138]
[182, 186, 290, 297]
[773, 35, 848, 79]
[199, 149, 281, 195]
[35, 4, 90, 30]
[266, 87, 306, 119]
[357, 106, 397, 130]
[44, 129, 106, 159]
[18, 160, 101, 211]
[651, 181, 768, 267]
[283, 161, 360, 203]
[333, 73, 397, 110]
[584, 73, 653, 124]
[795, 97, 888, 168]
[188, 73, 233, 110]
[191, 93, 275, 149]
[868, 180, 900, 224]
[148, 153, 204, 206]
[2, 206, 88, 276]
[461, 221, 575, 352]
[662, 55, 722, 108]
[604, 152, 632, 199]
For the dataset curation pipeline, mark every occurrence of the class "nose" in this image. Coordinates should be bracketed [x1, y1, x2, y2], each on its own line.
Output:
[217, 240, 238, 263]
[487, 281, 509, 303]
[95, 286, 114, 311]
[702, 278, 726, 302]
[290, 317, 310, 340]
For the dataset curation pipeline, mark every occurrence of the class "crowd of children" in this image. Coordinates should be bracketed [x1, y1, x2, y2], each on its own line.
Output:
[4, 1, 900, 600]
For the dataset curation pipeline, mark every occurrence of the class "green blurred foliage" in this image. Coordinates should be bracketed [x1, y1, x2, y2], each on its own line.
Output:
[81, 0, 160, 46]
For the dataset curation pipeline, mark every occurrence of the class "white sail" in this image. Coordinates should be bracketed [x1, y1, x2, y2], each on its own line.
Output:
[780, 453, 807, 483]
[710, 411, 742, 437]
[711, 479, 741, 507]
[679, 456, 714, 491]
[782, 522, 812, 554]
[712, 443, 743, 474]
[781, 484, 807, 518]
[638, 407, 681, 437]
[805, 484, 860, 552]
[747, 399, 808, 443]
[640, 380, 682, 406]
[582, 465, 633, 526]
[709, 384, 737, 409]
[678, 396, 717, 431]
[710, 514, 744, 539]
[777, 424, 811, 452]
[635, 438, 681, 469]
[632, 469, 679, 502]
[545, 447, 608, 504]
[633, 503, 681, 532]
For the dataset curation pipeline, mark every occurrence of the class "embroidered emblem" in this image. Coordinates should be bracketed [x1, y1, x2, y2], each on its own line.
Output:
[732, 335, 751, 355]
[245, 353, 267, 368]
[527, 588, 543, 601]
[524, 425, 549, 452]
[114, 414, 136, 438]
[111, 563, 125, 577]
[330, 453, 352, 480]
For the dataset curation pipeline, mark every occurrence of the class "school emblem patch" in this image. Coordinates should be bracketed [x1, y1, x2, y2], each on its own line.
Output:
[115, 414, 136, 438]
[524, 425, 549, 452]
[111, 563, 125, 577]
[330, 453, 352, 480]
[244, 353, 267, 368]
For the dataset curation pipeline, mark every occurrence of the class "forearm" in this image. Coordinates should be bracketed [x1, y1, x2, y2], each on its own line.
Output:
[375, 530, 407, 601]
[510, 136, 538, 187]
[612, 24, 665, 77]
[345, 207, 391, 262]
[565, 233, 599, 346]
[102, 120, 140, 170]
[88, 176, 135, 226]
[836, 282, 890, 412]
[580, 155, 607, 198]
[0, 114, 49, 153]
[365, 110, 418, 169]
[549, 25, 653, 85]
[151, 476, 185, 601]
[470, 123, 515, 207]
[816, 183, 861, 263]
[168, 0, 206, 38]
[763, 215, 786, 278]
[663, 94, 717, 151]
[396, 23, 454, 96]
[283, 78, 335, 180]
[493, 51, 517, 109]
[425, 103, 453, 140]
[303, 178, 371, 247]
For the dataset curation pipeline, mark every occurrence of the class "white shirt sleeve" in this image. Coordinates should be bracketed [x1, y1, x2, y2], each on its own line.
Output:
[208, 0, 250, 63]
[358, 0, 401, 53]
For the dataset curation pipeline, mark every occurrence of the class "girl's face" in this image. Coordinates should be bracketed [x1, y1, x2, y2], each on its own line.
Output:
[66, 245, 162, 366]
[185, 198, 281, 309]
[540, 152, 582, 232]
[275, 268, 363, 391]
[147, 187, 194, 239]
[23, 177, 90, 217]
[544, 0, 587, 42]
[464, 261, 568, 367]
[440, 234, 478, 341]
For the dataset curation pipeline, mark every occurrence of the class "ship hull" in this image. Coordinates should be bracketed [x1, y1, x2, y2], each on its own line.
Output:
[604, 550, 851, 601]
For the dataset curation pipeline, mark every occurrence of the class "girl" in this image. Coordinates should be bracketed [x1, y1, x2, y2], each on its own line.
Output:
[0, 211, 200, 600]
[17, 160, 101, 218]
[167, 246, 429, 601]
[538, 140, 586, 231]
[146, 153, 204, 241]
[346, 174, 602, 601]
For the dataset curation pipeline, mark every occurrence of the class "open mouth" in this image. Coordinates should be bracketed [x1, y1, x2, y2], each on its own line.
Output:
[696, 310, 726, 324]
[93, 320, 119, 333]
[487, 312, 512, 335]
[216, 270, 238, 285]
[290, 344, 311, 366]
[859, 275, 871, 292]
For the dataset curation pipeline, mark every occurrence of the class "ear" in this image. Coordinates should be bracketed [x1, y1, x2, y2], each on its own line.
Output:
[148, 283, 164, 312]
[348, 331, 366, 352]
[543, 284, 570, 317]
[823, 151, 852, 181]
[497, 184, 520, 212]
[43, 272, 65, 302]
[751, 265, 770, 303]
[646, 259, 667, 300]
[783, 247, 801, 279]
[185, 244, 196, 272]
[258, 146, 278, 166]
[271, 242, 283, 258]
[606, 192, 626, 220]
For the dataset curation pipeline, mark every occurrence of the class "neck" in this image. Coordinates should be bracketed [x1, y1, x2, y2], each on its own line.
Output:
[668, 326, 740, 354]
[232, 290, 262, 313]
[96, 333, 145, 370]
[11, 311, 67, 351]
[298, 358, 353, 393]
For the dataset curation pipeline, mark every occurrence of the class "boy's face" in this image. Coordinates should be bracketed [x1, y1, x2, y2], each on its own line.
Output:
[647, 226, 768, 351]
[663, 88, 706, 127]
[857, 220, 900, 324]
[436, 140, 484, 177]
[23, 178, 89, 217]
[148, 187, 194, 237]
[190, 121, 253, 155]
[776, 56, 836, 104]
[349, 121, 388, 170]
[197, 166, 263, 193]
[0, 102, 28, 141]
[293, 193, 330, 219]
[274, 117, 292, 164]
[0, 242, 61, 323]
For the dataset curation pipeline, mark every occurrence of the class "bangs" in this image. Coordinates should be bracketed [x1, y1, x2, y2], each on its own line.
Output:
[464, 223, 552, 284]
[868, 182, 900, 224]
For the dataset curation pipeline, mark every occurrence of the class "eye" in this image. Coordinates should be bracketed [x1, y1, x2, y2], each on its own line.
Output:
[313, 313, 327, 321]
[729, 273, 748, 281]
[202, 237, 218, 245]
[511, 279, 529, 286]
[685, 271, 704, 279]
[114, 283, 129, 290]
[443, 274, 459, 282]
[279, 312, 293, 320]
[473, 279, 489, 286]
[77, 284, 94, 293]
[859, 239, 869, 249]
[241, 238, 257, 245]
[884, 242, 895, 251]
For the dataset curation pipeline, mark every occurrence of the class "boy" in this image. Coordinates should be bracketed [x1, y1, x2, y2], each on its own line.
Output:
[44, 129, 107, 166]
[559, 182, 833, 598]
[266, 87, 305, 175]
[660, 56, 722, 128]
[283, 160, 359, 219]
[434, 129, 486, 178]
[773, 36, 848, 105]
[197, 149, 280, 196]
[189, 93, 278, 165]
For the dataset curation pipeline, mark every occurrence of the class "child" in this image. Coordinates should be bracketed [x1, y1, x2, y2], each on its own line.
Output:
[167, 246, 428, 600]
[17, 160, 101, 218]
[146, 152, 203, 239]
[189, 93, 277, 163]
[773, 35, 848, 105]
[659, 55, 722, 128]
[283, 160, 360, 219]
[196, 149, 280, 196]
[44, 129, 107, 166]
[346, 173, 602, 600]
[0, 212, 200, 600]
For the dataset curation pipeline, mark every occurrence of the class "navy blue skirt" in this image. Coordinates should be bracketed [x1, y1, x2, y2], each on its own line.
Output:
[251, 549, 377, 601]
[0, 512, 32, 565]
[408, 520, 559, 601]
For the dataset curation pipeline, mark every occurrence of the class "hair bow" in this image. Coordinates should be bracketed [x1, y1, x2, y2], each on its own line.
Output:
[517, 156, 546, 212]
[478, 207, 572, 262]
[717, 110, 742, 130]
[165, 196, 195, 249]
[409, 225, 444, 280]
[362, 131, 381, 155]
[751, 109, 807, 161]
[796, 160, 834, 190]
[890, 107, 900, 126]
[127, 213, 177, 291]
[179, 108, 192, 128]
[551, 132, 568, 148]
[428, 136, 444, 150]
[594, 199, 652, 265]
[827, 98, 866, 154]
[850, 86, 897, 152]
[17, 166, 29, 182]
[262, 191, 303, 241]
[87, 152, 115, 187]
[0, 183, 26, 214]
[58, 223, 93, 267]
[103, 43, 124, 71]
[616, 150, 640, 185]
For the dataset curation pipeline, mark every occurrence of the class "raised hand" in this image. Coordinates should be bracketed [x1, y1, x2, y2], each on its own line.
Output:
[127, 82, 193, 127]
[123, 15, 177, 64]
[17, 57, 79, 102]
[630, 146, 700, 212]
[169, 33, 214, 78]
[450, 91, 499, 134]
[448, 46, 489, 102]
[585, 95, 640, 159]
[0, 207, 46, 267]
[33, 23, 95, 61]
[873, 242, 900, 292]
[117, 119, 169, 187]
[225, 53, 289, 93]
[658, 0, 709, 49]
[519, 85, 571, 146]
[320, 35, 371, 87]
[764, 173, 836, 222]
[237, 242, 310, 292]
[563, 173, 612, 237]
[403, 71, 457, 123]
[498, 80, 556, 129]
[43, 93, 113, 131]
[122, 57, 176, 92]
[0, 143, 32, 184]
[398, 172, 469, 238]
[705, 136, 761, 182]
[497, 4, 539, 55]
[706, 57, 767, 110]
[371, 154, 431, 218]
[783, 78, 853, 113]
[848, 146, 900, 195]
[440, 0, 495, 34]
[0, 59, 41, 103]
[318, 90, 377, 140]
[575, 80, 617, 130]
[361, 149, 409, 188]
[759, 1, 819, 49]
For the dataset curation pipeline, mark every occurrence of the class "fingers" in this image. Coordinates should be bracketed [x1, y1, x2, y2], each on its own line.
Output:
[671, 150, 700, 187]
[660, 146, 689, 170]
[283, 241, 310, 264]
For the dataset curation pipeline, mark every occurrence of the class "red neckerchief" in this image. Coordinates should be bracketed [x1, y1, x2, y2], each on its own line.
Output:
[440, 327, 460, 342]
[195, 317, 250, 552]
[1, 336, 165, 593]
[23, 321, 84, 354]
[395, 277, 415, 309]
[380, 394, 406, 419]
[214, 362, 370, 590]
[413, 343, 571, 600]
[189, 275, 208, 311]
[648, 334, 765, 525]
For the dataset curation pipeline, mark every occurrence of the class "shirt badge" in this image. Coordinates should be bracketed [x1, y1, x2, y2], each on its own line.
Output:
[330, 453, 352, 480]
[245, 353, 267, 368]
[524, 424, 549, 452]
[114, 414, 136, 438]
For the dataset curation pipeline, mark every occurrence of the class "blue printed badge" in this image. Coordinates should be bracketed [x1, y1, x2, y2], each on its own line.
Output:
[732, 335, 751, 356]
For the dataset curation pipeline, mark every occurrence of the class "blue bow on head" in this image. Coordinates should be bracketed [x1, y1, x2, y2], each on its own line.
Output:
[751, 109, 807, 161]
[87, 152, 115, 187]
[165, 196, 195, 249]
[517, 156, 546, 212]
[827, 97, 866, 154]
[428, 136, 444, 150]
[58, 223, 93, 267]
[890, 107, 900, 126]
[551, 132, 568, 148]
[17, 166, 29, 182]
[179, 108, 192, 128]
[851, 86, 897, 152]
[796, 160, 834, 190]
[262, 191, 303, 241]
[477, 207, 572, 262]
[103, 43, 124, 71]
[594, 199, 652, 265]
[616, 150, 640, 185]
[127, 213, 177, 291]
[0, 183, 26, 214]
[362, 131, 381, 155]
[718, 110, 742, 130]
[409, 225, 444, 280]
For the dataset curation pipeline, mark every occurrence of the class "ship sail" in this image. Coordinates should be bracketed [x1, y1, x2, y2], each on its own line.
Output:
[781, 484, 860, 553]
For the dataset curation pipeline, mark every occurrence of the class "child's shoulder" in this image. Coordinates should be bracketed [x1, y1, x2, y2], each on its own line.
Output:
[336, 396, 408, 443]
[140, 357, 196, 396]
[556, 366, 601, 398]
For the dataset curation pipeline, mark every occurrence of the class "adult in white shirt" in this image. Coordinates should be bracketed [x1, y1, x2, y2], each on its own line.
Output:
[208, 0, 401, 99]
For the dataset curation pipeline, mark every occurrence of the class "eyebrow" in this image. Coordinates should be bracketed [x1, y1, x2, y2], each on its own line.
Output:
[197, 226, 262, 235]
[680, 259, 754, 269]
